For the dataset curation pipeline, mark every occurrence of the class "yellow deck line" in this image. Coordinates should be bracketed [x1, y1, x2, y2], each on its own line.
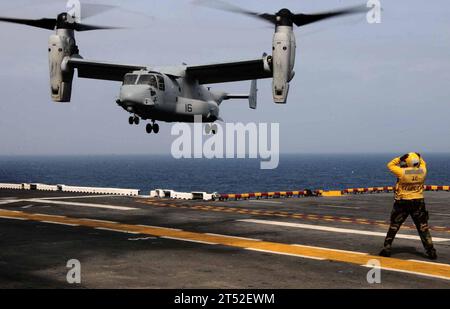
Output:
[1, 209, 449, 281]
[142, 201, 450, 233]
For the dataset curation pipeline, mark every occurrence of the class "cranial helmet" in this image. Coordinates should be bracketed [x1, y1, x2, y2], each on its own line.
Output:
[405, 152, 420, 167]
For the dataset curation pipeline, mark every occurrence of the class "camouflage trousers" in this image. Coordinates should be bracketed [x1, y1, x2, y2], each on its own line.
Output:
[383, 199, 434, 251]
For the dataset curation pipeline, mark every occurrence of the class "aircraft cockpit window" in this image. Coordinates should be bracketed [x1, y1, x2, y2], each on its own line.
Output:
[138, 74, 158, 88]
[123, 74, 138, 85]
[157, 75, 165, 91]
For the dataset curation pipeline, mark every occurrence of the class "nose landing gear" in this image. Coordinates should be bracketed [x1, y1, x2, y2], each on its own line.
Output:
[129, 115, 159, 134]
[129, 115, 140, 125]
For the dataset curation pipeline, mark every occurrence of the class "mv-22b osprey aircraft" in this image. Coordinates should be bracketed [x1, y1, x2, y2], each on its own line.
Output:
[0, 2, 365, 134]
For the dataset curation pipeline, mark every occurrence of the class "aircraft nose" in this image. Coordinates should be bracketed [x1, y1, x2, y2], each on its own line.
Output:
[119, 85, 150, 104]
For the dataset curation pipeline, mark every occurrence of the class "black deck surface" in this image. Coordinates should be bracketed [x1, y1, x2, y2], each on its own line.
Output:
[0, 189, 449, 288]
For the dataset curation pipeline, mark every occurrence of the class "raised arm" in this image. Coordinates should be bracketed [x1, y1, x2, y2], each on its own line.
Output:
[387, 157, 404, 178]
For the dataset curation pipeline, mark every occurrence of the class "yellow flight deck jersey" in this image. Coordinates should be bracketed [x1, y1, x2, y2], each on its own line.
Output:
[387, 157, 427, 200]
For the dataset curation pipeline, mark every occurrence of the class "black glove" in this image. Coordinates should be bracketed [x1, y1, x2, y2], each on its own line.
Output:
[400, 153, 409, 162]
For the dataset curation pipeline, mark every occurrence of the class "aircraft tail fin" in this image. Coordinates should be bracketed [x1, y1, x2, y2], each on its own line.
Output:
[222, 80, 258, 109]
[249, 79, 257, 109]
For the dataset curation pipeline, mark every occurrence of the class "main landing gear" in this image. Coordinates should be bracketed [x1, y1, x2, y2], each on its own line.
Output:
[128, 115, 139, 125]
[146, 121, 160, 134]
[205, 123, 218, 135]
[128, 115, 160, 134]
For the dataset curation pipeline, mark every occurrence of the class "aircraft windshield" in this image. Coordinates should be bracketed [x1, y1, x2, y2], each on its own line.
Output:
[157, 75, 165, 91]
[137, 74, 158, 88]
[123, 74, 138, 85]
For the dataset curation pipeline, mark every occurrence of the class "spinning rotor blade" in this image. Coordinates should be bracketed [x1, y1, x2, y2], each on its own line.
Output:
[0, 17, 56, 30]
[79, 3, 117, 20]
[193, 0, 276, 24]
[195, 0, 367, 27]
[76, 2, 154, 22]
[74, 23, 120, 31]
[292, 5, 367, 27]
[0, 13, 121, 32]
[0, 1, 123, 32]
[0, 15, 120, 31]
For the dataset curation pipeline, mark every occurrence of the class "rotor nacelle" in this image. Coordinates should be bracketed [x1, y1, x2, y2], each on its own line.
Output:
[271, 25, 296, 104]
[0, 10, 118, 103]
[49, 28, 77, 102]
[195, 2, 367, 104]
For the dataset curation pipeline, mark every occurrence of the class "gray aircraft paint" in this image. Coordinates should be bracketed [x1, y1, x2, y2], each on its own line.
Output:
[48, 22, 274, 130]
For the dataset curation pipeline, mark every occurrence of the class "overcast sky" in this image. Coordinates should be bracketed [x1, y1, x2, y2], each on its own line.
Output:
[0, 0, 449, 155]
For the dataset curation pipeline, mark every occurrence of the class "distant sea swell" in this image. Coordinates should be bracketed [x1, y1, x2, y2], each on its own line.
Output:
[0, 154, 449, 193]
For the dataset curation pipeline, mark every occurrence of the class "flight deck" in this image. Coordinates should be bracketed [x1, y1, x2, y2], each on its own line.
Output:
[0, 188, 449, 288]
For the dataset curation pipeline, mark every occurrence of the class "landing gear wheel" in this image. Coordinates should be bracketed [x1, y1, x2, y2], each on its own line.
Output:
[153, 123, 160, 134]
[146, 123, 153, 134]
[211, 123, 218, 135]
[205, 124, 211, 135]
[134, 116, 140, 125]
[128, 116, 134, 125]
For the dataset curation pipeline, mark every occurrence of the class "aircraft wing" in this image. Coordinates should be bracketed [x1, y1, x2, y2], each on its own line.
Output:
[65, 56, 272, 84]
[65, 57, 147, 82]
[184, 57, 272, 84]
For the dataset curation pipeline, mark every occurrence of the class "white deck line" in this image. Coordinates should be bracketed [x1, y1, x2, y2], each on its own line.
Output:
[27, 199, 137, 211]
[238, 219, 450, 242]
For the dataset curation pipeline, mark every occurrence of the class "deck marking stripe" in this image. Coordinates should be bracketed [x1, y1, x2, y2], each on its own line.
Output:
[238, 219, 450, 242]
[37, 214, 66, 218]
[432, 213, 450, 217]
[250, 201, 283, 204]
[291, 244, 369, 256]
[95, 227, 140, 234]
[360, 264, 450, 281]
[40, 195, 116, 200]
[0, 200, 24, 205]
[82, 218, 118, 224]
[0, 209, 449, 281]
[407, 259, 450, 267]
[40, 221, 79, 227]
[205, 233, 261, 241]
[128, 236, 156, 241]
[318, 205, 360, 209]
[161, 236, 218, 245]
[136, 224, 182, 231]
[0, 215, 27, 220]
[246, 248, 326, 261]
[138, 200, 450, 233]
[27, 199, 137, 210]
[0, 198, 20, 201]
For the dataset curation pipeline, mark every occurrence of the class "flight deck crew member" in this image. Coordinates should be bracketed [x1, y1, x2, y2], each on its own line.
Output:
[379, 152, 437, 260]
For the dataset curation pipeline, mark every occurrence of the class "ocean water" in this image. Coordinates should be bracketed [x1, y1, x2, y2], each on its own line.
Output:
[0, 154, 449, 194]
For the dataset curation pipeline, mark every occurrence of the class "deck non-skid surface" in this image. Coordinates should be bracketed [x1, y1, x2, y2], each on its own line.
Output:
[0, 190, 449, 288]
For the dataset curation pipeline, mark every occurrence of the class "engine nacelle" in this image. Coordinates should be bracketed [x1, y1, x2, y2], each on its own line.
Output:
[48, 29, 76, 102]
[272, 26, 296, 104]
